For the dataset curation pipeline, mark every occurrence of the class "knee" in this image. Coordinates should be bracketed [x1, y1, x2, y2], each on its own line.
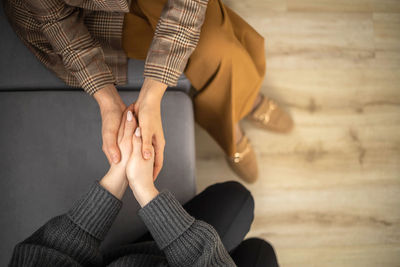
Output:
[212, 180, 252, 196]
[232, 238, 279, 267]
[197, 30, 237, 58]
[209, 181, 254, 216]
[217, 180, 252, 196]
[242, 238, 275, 251]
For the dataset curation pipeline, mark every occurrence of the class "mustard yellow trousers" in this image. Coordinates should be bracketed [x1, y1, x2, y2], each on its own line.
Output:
[122, 0, 266, 156]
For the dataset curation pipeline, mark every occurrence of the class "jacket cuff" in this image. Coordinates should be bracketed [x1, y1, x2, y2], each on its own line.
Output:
[138, 190, 194, 249]
[67, 181, 122, 240]
[143, 64, 180, 87]
[79, 62, 117, 96]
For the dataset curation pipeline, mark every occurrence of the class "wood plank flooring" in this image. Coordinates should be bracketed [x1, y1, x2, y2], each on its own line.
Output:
[195, 0, 400, 266]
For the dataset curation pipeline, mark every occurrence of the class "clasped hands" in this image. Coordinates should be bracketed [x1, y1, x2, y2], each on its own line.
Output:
[94, 78, 167, 206]
[99, 106, 159, 207]
[94, 78, 167, 180]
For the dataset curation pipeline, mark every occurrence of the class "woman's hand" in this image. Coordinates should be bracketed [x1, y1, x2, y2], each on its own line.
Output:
[100, 105, 137, 199]
[134, 77, 167, 180]
[94, 84, 126, 164]
[126, 127, 159, 207]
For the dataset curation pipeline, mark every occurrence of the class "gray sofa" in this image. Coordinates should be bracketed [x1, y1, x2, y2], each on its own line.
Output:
[0, 7, 196, 265]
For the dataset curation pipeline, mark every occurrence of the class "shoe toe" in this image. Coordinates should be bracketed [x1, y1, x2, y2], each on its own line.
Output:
[272, 108, 294, 133]
[226, 142, 258, 183]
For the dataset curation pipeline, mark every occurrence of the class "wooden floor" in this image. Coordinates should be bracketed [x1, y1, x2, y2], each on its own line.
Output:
[195, 0, 400, 266]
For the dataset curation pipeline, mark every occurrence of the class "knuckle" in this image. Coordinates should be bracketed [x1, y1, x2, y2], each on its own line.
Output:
[143, 144, 152, 150]
[143, 138, 152, 146]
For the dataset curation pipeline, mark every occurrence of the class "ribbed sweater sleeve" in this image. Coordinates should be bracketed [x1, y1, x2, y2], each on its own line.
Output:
[138, 191, 236, 266]
[9, 182, 122, 267]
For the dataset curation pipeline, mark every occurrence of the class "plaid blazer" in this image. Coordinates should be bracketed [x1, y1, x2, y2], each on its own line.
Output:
[3, 0, 208, 95]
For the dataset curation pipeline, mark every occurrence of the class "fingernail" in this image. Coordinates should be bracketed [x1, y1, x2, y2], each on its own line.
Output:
[127, 110, 133, 122]
[144, 151, 151, 159]
[112, 154, 119, 163]
[135, 127, 141, 137]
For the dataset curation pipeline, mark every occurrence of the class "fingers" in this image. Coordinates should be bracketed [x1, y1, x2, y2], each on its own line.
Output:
[117, 111, 127, 144]
[103, 132, 120, 164]
[134, 128, 154, 162]
[153, 138, 165, 180]
[133, 127, 142, 155]
[123, 110, 137, 142]
[153, 150, 163, 180]
[102, 107, 124, 164]
[118, 103, 135, 143]
[141, 127, 153, 160]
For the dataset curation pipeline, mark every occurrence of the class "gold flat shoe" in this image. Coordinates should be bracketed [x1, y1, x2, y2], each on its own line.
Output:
[248, 94, 293, 133]
[226, 135, 258, 183]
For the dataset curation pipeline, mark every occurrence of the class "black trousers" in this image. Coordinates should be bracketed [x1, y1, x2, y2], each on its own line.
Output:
[137, 181, 279, 267]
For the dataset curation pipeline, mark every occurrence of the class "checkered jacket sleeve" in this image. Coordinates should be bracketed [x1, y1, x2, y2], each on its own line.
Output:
[25, 0, 128, 95]
[143, 0, 209, 87]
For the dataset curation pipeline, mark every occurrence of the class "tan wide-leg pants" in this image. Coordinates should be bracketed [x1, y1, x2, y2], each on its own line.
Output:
[122, 0, 266, 156]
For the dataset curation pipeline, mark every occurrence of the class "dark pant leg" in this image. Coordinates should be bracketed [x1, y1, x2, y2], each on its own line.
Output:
[231, 238, 279, 267]
[134, 181, 254, 252]
[182, 181, 254, 252]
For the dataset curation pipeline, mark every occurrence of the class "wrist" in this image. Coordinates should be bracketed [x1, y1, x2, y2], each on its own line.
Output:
[94, 84, 124, 110]
[140, 78, 167, 101]
[100, 166, 128, 200]
[130, 182, 159, 207]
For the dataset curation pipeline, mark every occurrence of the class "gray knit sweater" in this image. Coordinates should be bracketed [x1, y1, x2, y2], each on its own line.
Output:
[9, 182, 236, 266]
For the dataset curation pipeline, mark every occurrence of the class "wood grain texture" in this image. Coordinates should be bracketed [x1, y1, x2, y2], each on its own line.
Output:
[287, 0, 373, 13]
[196, 0, 400, 266]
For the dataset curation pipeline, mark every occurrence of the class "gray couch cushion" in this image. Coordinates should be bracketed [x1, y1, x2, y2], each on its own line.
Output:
[0, 90, 196, 265]
[0, 6, 191, 92]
